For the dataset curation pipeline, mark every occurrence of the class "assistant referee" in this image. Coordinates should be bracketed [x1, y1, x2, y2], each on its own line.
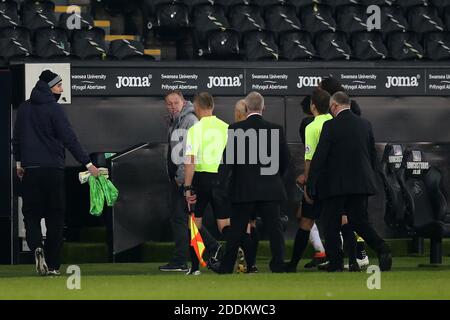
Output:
[184, 92, 231, 275]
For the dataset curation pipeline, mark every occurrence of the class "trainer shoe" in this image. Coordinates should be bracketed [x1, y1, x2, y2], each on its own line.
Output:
[47, 269, 61, 276]
[185, 268, 201, 276]
[246, 265, 259, 274]
[159, 263, 189, 272]
[35, 248, 48, 276]
[304, 252, 328, 269]
[357, 256, 370, 269]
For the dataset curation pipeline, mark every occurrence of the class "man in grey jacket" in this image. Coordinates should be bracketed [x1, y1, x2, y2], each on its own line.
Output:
[159, 90, 220, 272]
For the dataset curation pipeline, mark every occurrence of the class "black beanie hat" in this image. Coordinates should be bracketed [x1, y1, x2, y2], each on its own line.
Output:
[39, 70, 62, 88]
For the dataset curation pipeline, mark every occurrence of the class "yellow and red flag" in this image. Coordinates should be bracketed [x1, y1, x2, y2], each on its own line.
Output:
[189, 213, 207, 267]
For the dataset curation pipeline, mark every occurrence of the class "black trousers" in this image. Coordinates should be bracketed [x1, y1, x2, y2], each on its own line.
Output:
[322, 195, 386, 268]
[168, 181, 189, 265]
[21, 168, 65, 270]
[220, 201, 285, 273]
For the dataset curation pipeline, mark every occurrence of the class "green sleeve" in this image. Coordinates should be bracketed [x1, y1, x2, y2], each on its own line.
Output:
[304, 125, 317, 161]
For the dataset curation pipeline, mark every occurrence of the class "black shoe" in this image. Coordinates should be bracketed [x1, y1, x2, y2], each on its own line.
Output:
[246, 265, 258, 274]
[208, 260, 222, 274]
[284, 262, 297, 273]
[159, 263, 189, 272]
[378, 251, 392, 271]
[47, 269, 61, 276]
[348, 263, 362, 272]
[304, 255, 328, 269]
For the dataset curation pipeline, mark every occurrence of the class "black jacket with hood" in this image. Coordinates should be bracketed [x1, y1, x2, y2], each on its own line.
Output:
[12, 80, 90, 169]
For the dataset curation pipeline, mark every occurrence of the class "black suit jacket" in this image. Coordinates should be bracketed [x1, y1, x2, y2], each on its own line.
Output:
[220, 114, 290, 203]
[307, 109, 378, 200]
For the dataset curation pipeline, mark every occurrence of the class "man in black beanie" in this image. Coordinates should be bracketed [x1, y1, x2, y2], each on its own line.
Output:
[12, 70, 99, 276]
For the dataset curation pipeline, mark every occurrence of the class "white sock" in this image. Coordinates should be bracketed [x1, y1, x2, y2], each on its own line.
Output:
[309, 223, 325, 253]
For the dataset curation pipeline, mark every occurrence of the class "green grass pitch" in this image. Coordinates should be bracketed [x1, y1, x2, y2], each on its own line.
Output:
[1, 257, 450, 300]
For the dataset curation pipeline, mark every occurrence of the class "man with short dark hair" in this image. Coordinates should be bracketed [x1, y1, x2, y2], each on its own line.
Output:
[286, 88, 332, 272]
[306, 91, 392, 272]
[12, 70, 99, 276]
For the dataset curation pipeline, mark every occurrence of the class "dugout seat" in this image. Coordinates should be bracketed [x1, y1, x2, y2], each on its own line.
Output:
[108, 39, 151, 60]
[228, 4, 265, 36]
[71, 27, 106, 60]
[193, 4, 229, 46]
[387, 32, 424, 60]
[380, 6, 408, 38]
[336, 5, 368, 35]
[424, 32, 450, 60]
[380, 144, 409, 232]
[398, 149, 450, 265]
[408, 6, 444, 34]
[21, 0, 57, 33]
[200, 29, 240, 59]
[243, 29, 279, 60]
[264, 4, 302, 35]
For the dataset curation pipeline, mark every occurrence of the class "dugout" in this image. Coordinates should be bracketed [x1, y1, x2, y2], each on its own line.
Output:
[2, 60, 450, 263]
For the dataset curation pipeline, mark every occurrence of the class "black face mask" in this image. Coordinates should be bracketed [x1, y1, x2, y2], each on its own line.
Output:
[53, 93, 61, 102]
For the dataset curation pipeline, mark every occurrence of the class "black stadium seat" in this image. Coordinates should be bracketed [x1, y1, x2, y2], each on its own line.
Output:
[155, 2, 189, 29]
[398, 149, 450, 265]
[59, 12, 95, 31]
[244, 30, 279, 60]
[108, 39, 149, 60]
[424, 32, 450, 60]
[360, 0, 395, 5]
[315, 31, 351, 60]
[71, 27, 107, 60]
[325, 0, 362, 8]
[202, 29, 240, 59]
[380, 6, 409, 36]
[388, 32, 424, 60]
[408, 6, 444, 34]
[279, 30, 316, 60]
[300, 4, 336, 34]
[21, 0, 57, 32]
[396, 0, 430, 8]
[336, 5, 368, 35]
[291, 0, 326, 9]
[430, 0, 450, 8]
[351, 32, 388, 60]
[0, 1, 19, 30]
[193, 4, 229, 45]
[33, 27, 70, 59]
[381, 144, 408, 231]
[264, 4, 302, 34]
[229, 4, 265, 36]
[0, 26, 31, 61]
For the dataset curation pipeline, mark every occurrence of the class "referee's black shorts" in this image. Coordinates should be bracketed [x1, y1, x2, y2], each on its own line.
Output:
[192, 172, 231, 219]
[299, 195, 322, 220]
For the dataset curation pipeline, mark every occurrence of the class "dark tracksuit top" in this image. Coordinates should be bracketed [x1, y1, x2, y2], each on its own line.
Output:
[12, 80, 91, 168]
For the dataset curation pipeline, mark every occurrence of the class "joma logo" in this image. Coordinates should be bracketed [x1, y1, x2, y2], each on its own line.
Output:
[297, 76, 322, 89]
[116, 76, 152, 89]
[207, 76, 242, 88]
[385, 76, 420, 88]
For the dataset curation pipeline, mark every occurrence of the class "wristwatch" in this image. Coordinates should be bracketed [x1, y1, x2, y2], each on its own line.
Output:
[183, 185, 194, 196]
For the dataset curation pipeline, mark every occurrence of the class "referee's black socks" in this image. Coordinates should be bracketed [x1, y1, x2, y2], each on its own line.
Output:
[289, 228, 310, 271]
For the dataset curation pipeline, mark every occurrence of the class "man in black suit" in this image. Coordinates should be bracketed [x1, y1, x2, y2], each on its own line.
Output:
[306, 92, 392, 272]
[211, 92, 290, 274]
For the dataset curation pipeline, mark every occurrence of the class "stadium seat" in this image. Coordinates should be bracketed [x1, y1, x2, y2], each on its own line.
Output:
[360, 0, 395, 5]
[71, 27, 107, 59]
[396, 0, 430, 8]
[408, 6, 444, 34]
[336, 5, 368, 35]
[351, 32, 388, 60]
[59, 12, 95, 31]
[315, 31, 351, 60]
[34, 27, 70, 59]
[0, 1, 19, 30]
[291, 0, 326, 9]
[279, 30, 316, 60]
[300, 4, 336, 35]
[154, 2, 189, 29]
[193, 4, 229, 45]
[380, 144, 409, 232]
[0, 26, 31, 61]
[229, 4, 265, 36]
[424, 32, 450, 60]
[430, 0, 450, 8]
[324, 0, 362, 8]
[21, 0, 57, 32]
[108, 39, 150, 60]
[380, 5, 409, 36]
[387, 32, 424, 60]
[253, 0, 291, 7]
[264, 4, 302, 35]
[243, 30, 279, 60]
[398, 149, 450, 265]
[200, 29, 240, 59]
